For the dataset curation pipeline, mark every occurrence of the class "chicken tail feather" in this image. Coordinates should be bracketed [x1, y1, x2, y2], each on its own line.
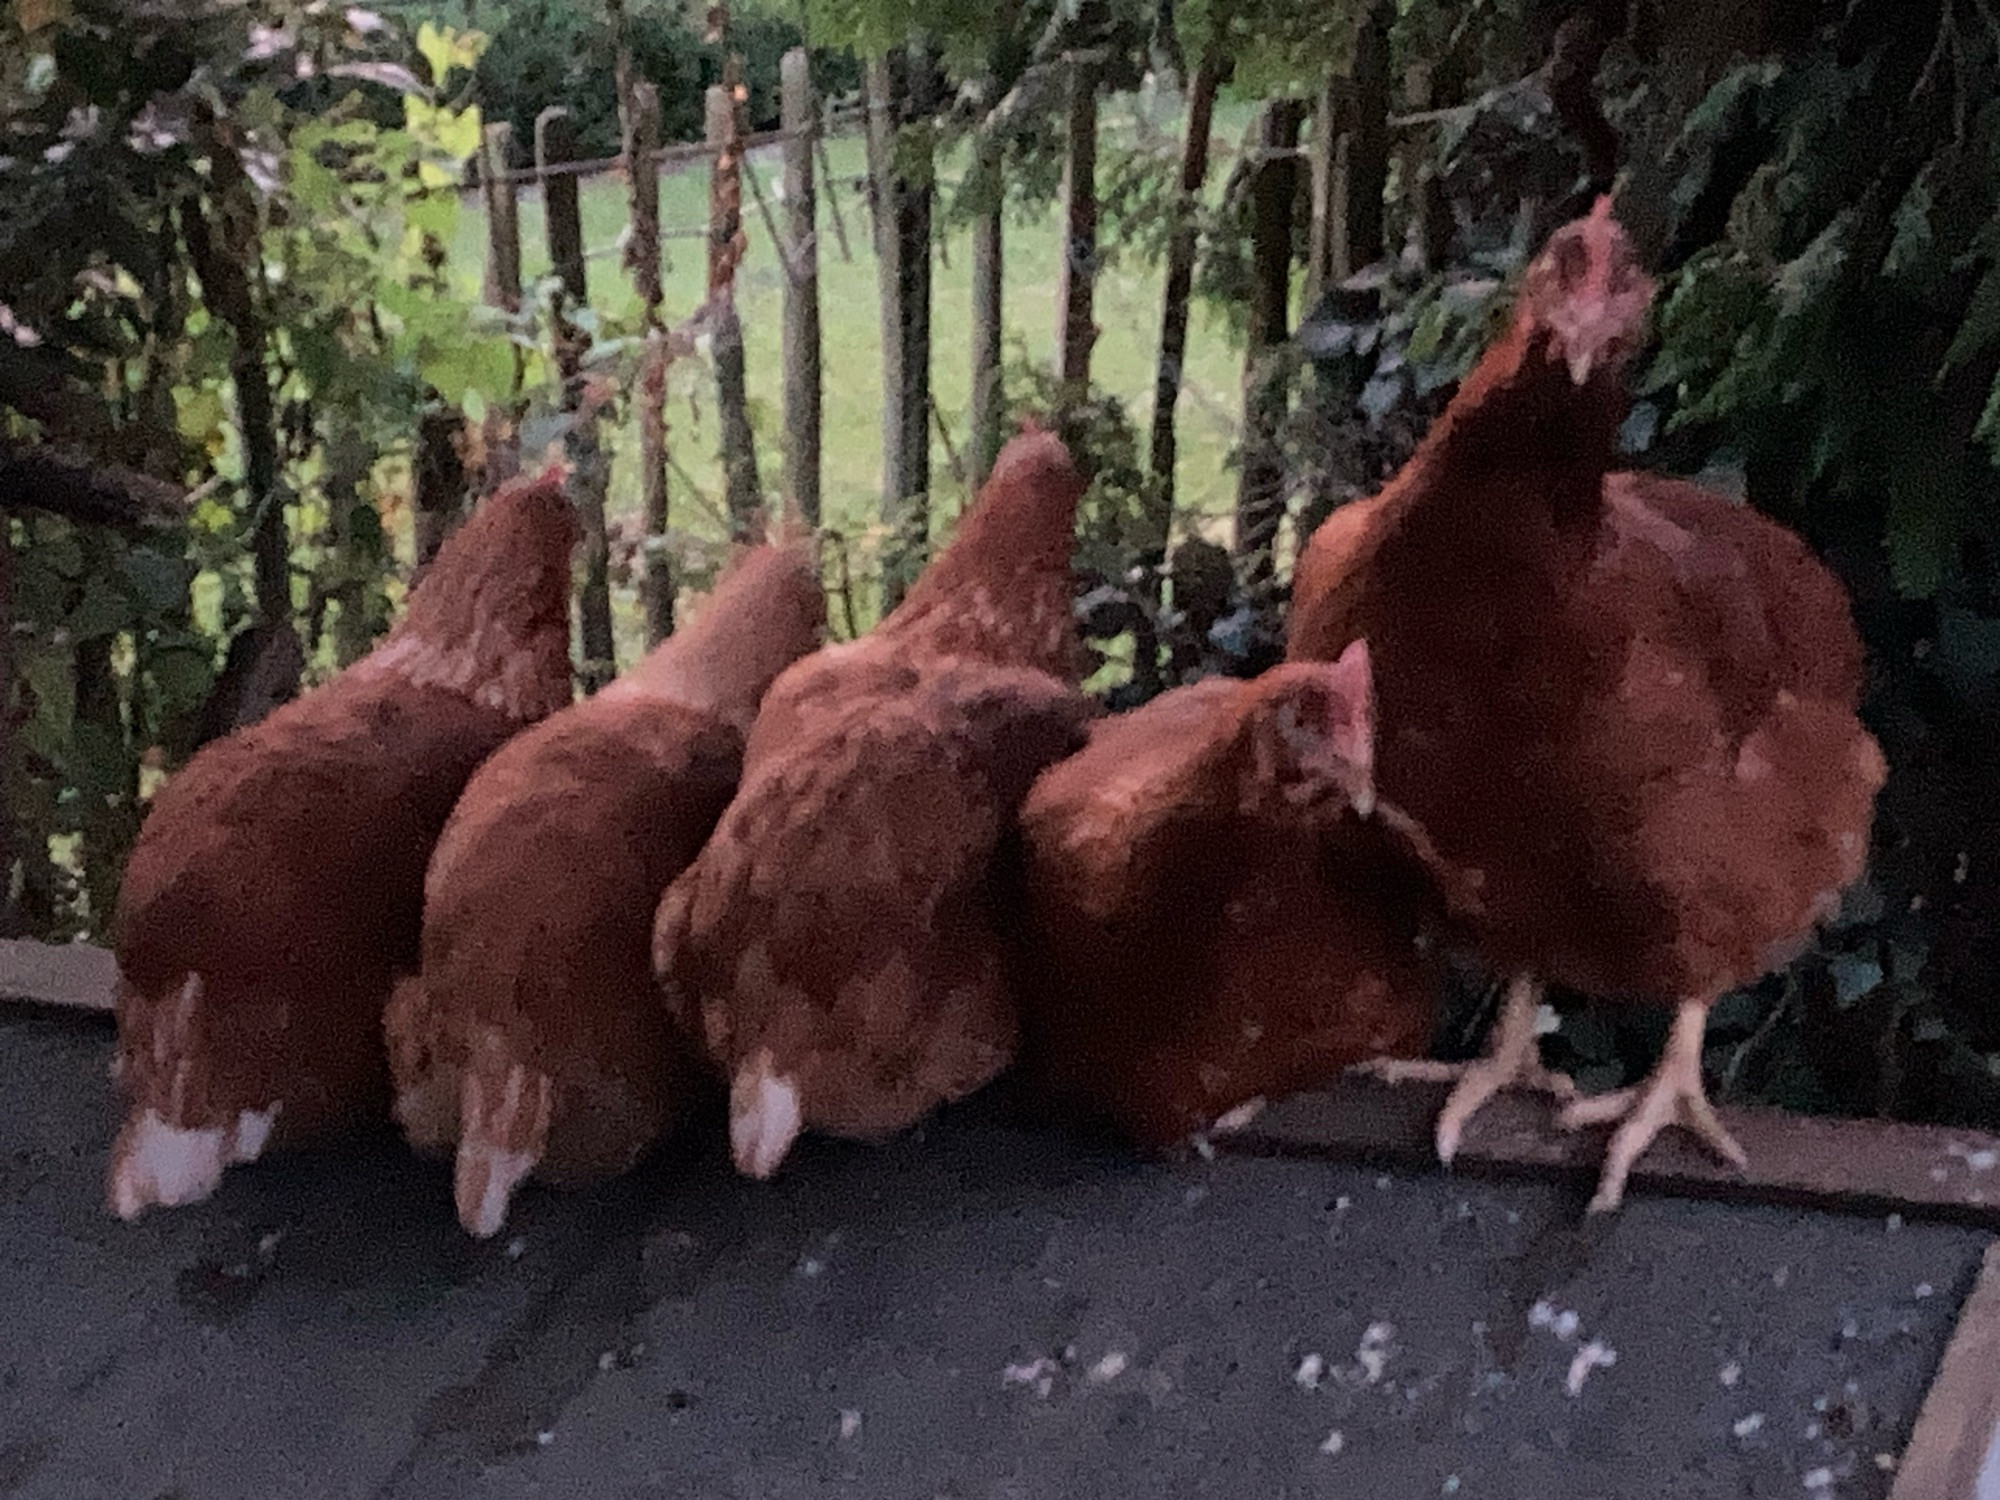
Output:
[729, 1051, 801, 1180]
[453, 1057, 552, 1239]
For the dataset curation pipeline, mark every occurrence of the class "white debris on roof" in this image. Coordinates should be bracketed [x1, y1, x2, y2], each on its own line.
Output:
[1088, 1351, 1129, 1384]
[1003, 1357, 1060, 1399]
[1564, 1339, 1617, 1397]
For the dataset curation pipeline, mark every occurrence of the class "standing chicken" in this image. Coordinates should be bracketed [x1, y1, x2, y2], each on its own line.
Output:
[1014, 642, 1469, 1148]
[653, 427, 1097, 1180]
[386, 541, 826, 1238]
[108, 467, 577, 1220]
[1288, 198, 1886, 1210]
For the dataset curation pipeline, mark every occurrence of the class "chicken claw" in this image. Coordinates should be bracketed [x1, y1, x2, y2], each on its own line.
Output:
[1355, 975, 1577, 1163]
[1558, 998, 1746, 1213]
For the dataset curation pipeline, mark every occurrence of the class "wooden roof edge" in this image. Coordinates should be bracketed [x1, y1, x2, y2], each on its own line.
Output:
[1890, 1240, 2000, 1500]
[1216, 1073, 2000, 1230]
[0, 937, 118, 1014]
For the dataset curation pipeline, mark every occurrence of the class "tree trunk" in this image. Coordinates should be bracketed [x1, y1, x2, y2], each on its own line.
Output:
[179, 141, 293, 638]
[780, 47, 823, 529]
[539, 106, 612, 692]
[620, 73, 675, 643]
[707, 82, 762, 541]
[1056, 53, 1100, 410]
[1233, 98, 1305, 593]
[1135, 53, 1220, 698]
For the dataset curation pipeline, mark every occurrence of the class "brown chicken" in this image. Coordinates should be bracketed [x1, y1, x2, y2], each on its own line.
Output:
[385, 541, 826, 1238]
[108, 468, 577, 1220]
[1013, 641, 1469, 1148]
[652, 427, 1097, 1180]
[1289, 198, 1887, 1210]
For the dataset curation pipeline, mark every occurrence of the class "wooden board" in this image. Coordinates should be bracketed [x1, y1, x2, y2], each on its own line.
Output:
[1891, 1241, 2000, 1500]
[1220, 1073, 2000, 1229]
[0, 937, 118, 1013]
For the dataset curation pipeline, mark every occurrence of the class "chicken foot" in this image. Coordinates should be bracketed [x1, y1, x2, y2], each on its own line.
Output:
[1558, 997, 1746, 1213]
[1354, 975, 1578, 1163]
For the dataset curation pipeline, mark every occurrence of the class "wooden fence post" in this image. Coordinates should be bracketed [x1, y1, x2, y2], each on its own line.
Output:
[538, 106, 615, 691]
[1305, 74, 1347, 308]
[969, 177, 1004, 488]
[621, 78, 675, 645]
[1135, 52, 1221, 699]
[480, 120, 524, 488]
[1233, 98, 1306, 593]
[865, 50, 906, 517]
[707, 82, 762, 541]
[780, 47, 822, 528]
[1056, 52, 1100, 411]
[866, 46, 933, 610]
[1346, 3, 1393, 279]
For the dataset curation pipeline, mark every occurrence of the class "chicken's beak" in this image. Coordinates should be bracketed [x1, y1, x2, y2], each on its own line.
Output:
[1565, 347, 1597, 386]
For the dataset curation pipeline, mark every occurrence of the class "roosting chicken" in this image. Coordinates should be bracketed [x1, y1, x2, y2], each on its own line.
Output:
[1288, 198, 1886, 1210]
[108, 468, 578, 1220]
[653, 427, 1098, 1180]
[385, 540, 826, 1238]
[1013, 641, 1471, 1148]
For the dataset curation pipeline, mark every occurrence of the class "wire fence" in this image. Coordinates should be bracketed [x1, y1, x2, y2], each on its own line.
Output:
[465, 105, 870, 192]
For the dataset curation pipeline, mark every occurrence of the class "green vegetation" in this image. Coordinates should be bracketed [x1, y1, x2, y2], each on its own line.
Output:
[452, 102, 1250, 662]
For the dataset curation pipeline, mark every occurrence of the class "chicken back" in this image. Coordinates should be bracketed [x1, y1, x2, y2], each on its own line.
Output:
[1289, 199, 1886, 1209]
[108, 467, 577, 1220]
[1014, 642, 1459, 1148]
[653, 427, 1097, 1179]
[386, 541, 826, 1237]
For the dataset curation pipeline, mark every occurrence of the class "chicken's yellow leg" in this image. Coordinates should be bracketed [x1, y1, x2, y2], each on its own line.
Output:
[1355, 975, 1578, 1164]
[1559, 997, 1746, 1212]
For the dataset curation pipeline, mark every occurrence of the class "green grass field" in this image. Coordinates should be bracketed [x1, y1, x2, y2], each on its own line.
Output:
[449, 95, 1252, 659]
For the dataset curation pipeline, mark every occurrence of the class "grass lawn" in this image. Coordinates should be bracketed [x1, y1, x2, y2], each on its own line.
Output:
[449, 92, 1254, 661]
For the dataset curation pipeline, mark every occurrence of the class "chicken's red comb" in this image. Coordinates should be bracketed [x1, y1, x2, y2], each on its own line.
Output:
[1589, 193, 1616, 222]
[1016, 413, 1049, 438]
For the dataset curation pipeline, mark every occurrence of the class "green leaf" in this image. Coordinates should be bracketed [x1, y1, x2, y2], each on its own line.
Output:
[420, 334, 515, 408]
[430, 104, 482, 164]
[17, 645, 74, 764]
[144, 646, 215, 717]
[405, 189, 459, 243]
[1826, 953, 1884, 1006]
[1976, 367, 2000, 464]
[121, 546, 193, 614]
[1774, 212, 1850, 318]
[415, 21, 452, 87]
[1882, 168, 1937, 281]
[174, 384, 229, 452]
[64, 576, 133, 642]
[1941, 260, 2000, 376]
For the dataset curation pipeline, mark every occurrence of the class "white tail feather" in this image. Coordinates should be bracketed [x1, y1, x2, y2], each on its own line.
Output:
[729, 1052, 801, 1180]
